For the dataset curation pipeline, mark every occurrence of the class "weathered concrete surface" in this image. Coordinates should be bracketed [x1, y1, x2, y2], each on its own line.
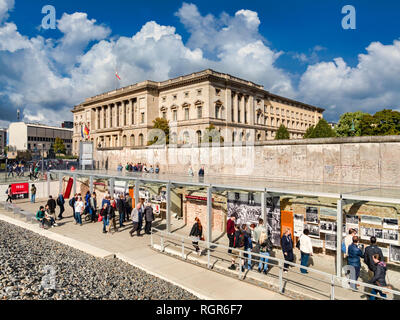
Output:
[94, 135, 400, 187]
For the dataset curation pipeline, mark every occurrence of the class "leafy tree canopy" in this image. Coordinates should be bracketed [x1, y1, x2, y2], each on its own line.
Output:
[335, 111, 369, 137]
[275, 124, 290, 140]
[304, 119, 336, 139]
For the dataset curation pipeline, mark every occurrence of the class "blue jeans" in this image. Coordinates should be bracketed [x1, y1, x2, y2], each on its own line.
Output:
[258, 251, 270, 271]
[103, 217, 109, 232]
[350, 265, 360, 290]
[246, 248, 252, 269]
[75, 212, 82, 225]
[31, 194, 36, 203]
[369, 288, 387, 300]
[119, 211, 125, 226]
[300, 252, 310, 273]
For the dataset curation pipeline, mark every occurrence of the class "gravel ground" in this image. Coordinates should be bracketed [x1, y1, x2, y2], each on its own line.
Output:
[0, 220, 198, 300]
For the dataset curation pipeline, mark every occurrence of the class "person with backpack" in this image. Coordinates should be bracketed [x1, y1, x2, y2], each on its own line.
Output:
[106, 202, 118, 233]
[5, 185, 12, 203]
[281, 227, 294, 273]
[30, 184, 37, 203]
[117, 194, 126, 228]
[90, 192, 98, 222]
[56, 193, 65, 219]
[189, 217, 203, 255]
[258, 230, 273, 274]
[368, 254, 388, 300]
[228, 224, 245, 271]
[46, 195, 57, 221]
[299, 229, 313, 274]
[69, 194, 77, 214]
[347, 236, 364, 290]
[364, 236, 384, 278]
[241, 224, 253, 271]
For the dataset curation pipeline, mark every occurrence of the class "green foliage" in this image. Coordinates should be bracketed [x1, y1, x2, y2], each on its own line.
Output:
[148, 117, 170, 145]
[304, 119, 336, 139]
[335, 111, 369, 137]
[53, 137, 66, 154]
[363, 109, 400, 136]
[275, 124, 290, 140]
[202, 124, 224, 143]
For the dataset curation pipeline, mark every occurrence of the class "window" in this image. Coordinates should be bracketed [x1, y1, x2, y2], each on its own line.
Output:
[270, 106, 274, 114]
[184, 108, 189, 120]
[215, 105, 220, 119]
[173, 94, 177, 100]
[196, 130, 202, 144]
[141, 112, 145, 123]
[162, 97, 166, 102]
[216, 88, 221, 96]
[256, 113, 261, 124]
[184, 92, 189, 98]
[197, 106, 202, 119]
[162, 111, 167, 119]
[173, 110, 177, 121]
[197, 89, 202, 95]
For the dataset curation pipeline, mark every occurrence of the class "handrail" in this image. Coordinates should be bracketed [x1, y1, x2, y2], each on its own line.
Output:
[151, 227, 400, 300]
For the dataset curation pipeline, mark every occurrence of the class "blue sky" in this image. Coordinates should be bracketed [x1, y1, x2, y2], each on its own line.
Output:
[1, 0, 400, 125]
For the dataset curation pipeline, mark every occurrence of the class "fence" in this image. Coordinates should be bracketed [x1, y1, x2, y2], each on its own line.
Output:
[151, 227, 400, 300]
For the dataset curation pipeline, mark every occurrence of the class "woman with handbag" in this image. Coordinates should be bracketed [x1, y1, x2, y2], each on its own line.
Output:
[100, 203, 109, 234]
[369, 253, 390, 300]
[189, 217, 203, 255]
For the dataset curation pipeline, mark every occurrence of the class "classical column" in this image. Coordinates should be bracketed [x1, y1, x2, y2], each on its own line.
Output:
[240, 95, 245, 124]
[131, 99, 135, 125]
[225, 88, 232, 123]
[107, 106, 111, 129]
[249, 96, 255, 125]
[94, 108, 98, 130]
[123, 101, 126, 127]
[233, 92, 238, 123]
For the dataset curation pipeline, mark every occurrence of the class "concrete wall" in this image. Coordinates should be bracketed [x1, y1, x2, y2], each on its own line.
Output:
[0, 181, 59, 201]
[94, 135, 400, 188]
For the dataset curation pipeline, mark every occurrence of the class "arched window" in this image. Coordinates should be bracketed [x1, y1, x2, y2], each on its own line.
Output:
[232, 132, 236, 143]
[130, 134, 135, 146]
[139, 134, 144, 146]
[170, 132, 177, 144]
[196, 130, 202, 144]
[183, 131, 190, 144]
[122, 135, 127, 147]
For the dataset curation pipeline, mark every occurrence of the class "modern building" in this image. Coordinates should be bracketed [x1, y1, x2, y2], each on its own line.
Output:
[71, 69, 324, 155]
[0, 128, 6, 154]
[8, 122, 73, 155]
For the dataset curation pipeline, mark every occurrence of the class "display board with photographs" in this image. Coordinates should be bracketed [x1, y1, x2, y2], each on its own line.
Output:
[383, 218, 398, 230]
[227, 192, 262, 227]
[305, 207, 319, 224]
[374, 228, 384, 241]
[345, 214, 359, 235]
[360, 215, 382, 226]
[319, 221, 337, 234]
[361, 226, 375, 240]
[304, 223, 320, 238]
[311, 238, 323, 248]
[325, 234, 337, 251]
[320, 207, 337, 218]
[294, 214, 304, 237]
[266, 196, 281, 247]
[383, 229, 399, 245]
[390, 244, 400, 263]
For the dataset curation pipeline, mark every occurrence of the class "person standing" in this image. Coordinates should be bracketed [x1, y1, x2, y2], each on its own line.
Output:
[124, 193, 132, 222]
[228, 224, 243, 270]
[90, 192, 97, 222]
[226, 215, 236, 254]
[281, 228, 294, 273]
[74, 196, 84, 226]
[46, 195, 57, 221]
[368, 254, 388, 300]
[343, 228, 357, 262]
[100, 203, 109, 234]
[299, 229, 313, 274]
[107, 203, 118, 233]
[253, 218, 266, 245]
[155, 165, 160, 174]
[198, 166, 205, 177]
[129, 204, 141, 237]
[243, 224, 253, 270]
[189, 217, 203, 255]
[30, 184, 36, 203]
[258, 231, 273, 274]
[5, 185, 12, 203]
[69, 194, 77, 214]
[347, 236, 364, 290]
[56, 193, 65, 219]
[144, 202, 154, 234]
[364, 236, 384, 278]
[117, 194, 126, 228]
[188, 166, 194, 177]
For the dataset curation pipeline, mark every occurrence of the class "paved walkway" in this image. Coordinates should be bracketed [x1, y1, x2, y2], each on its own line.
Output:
[0, 199, 288, 300]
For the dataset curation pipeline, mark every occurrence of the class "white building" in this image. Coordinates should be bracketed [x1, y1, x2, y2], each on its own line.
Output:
[8, 122, 73, 155]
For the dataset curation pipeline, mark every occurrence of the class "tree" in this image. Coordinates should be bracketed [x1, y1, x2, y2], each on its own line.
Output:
[303, 125, 315, 139]
[148, 117, 169, 145]
[202, 124, 224, 143]
[53, 137, 66, 154]
[335, 111, 369, 137]
[358, 109, 400, 136]
[275, 124, 290, 140]
[304, 119, 336, 139]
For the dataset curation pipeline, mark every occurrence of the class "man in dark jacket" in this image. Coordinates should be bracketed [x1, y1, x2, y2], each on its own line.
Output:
[117, 194, 125, 228]
[347, 236, 364, 290]
[281, 228, 294, 273]
[144, 203, 154, 234]
[124, 193, 132, 222]
[47, 195, 57, 220]
[56, 193, 65, 219]
[369, 254, 388, 300]
[364, 236, 384, 275]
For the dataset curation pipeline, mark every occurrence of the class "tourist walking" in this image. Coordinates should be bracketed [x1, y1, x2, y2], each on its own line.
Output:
[144, 202, 154, 234]
[107, 202, 118, 233]
[347, 236, 364, 290]
[281, 228, 294, 273]
[100, 203, 109, 233]
[46, 195, 57, 221]
[253, 218, 266, 244]
[5, 185, 12, 203]
[368, 254, 388, 300]
[343, 228, 357, 263]
[364, 236, 384, 277]
[189, 217, 203, 255]
[243, 224, 253, 270]
[227, 215, 236, 254]
[228, 224, 244, 270]
[117, 194, 126, 228]
[299, 229, 313, 274]
[129, 204, 142, 237]
[74, 196, 84, 226]
[258, 231, 273, 274]
[56, 193, 65, 219]
[30, 184, 36, 203]
[69, 194, 77, 214]
[90, 192, 97, 222]
[124, 193, 132, 221]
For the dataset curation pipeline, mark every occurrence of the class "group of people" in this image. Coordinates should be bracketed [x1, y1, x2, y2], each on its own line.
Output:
[35, 193, 65, 227]
[118, 162, 160, 174]
[7, 162, 25, 177]
[343, 228, 388, 299]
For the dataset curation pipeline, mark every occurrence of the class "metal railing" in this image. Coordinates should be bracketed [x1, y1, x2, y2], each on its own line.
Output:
[151, 227, 400, 300]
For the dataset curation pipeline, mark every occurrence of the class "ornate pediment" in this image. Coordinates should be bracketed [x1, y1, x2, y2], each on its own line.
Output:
[182, 102, 191, 108]
[170, 104, 179, 110]
[194, 99, 203, 105]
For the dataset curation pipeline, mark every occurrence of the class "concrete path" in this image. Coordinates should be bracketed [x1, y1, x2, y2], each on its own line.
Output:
[0, 200, 289, 300]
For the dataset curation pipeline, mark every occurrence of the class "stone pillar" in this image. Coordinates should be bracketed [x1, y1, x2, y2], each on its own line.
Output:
[249, 96, 255, 125]
[131, 99, 135, 125]
[123, 101, 126, 127]
[225, 88, 232, 123]
[89, 176, 93, 193]
[207, 186, 213, 243]
[240, 95, 245, 123]
[233, 93, 238, 123]
[107, 105, 111, 129]
[94, 108, 98, 130]
[166, 182, 171, 233]
[336, 199, 344, 277]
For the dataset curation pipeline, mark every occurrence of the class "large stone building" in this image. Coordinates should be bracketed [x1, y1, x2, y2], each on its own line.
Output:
[0, 128, 6, 154]
[72, 69, 324, 155]
[8, 122, 73, 155]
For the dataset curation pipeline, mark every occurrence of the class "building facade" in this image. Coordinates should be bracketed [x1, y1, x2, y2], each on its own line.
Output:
[72, 69, 324, 155]
[8, 122, 73, 155]
[0, 128, 6, 154]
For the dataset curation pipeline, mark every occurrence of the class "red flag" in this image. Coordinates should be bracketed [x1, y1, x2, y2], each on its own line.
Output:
[115, 72, 121, 80]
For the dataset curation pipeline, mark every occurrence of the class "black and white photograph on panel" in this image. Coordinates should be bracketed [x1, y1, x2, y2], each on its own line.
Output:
[325, 234, 337, 251]
[346, 214, 359, 225]
[311, 238, 323, 248]
[266, 196, 281, 247]
[294, 214, 304, 237]
[360, 215, 382, 226]
[304, 223, 320, 238]
[383, 229, 399, 245]
[390, 244, 400, 263]
[319, 221, 337, 234]
[383, 218, 399, 230]
[374, 228, 384, 241]
[227, 192, 262, 227]
[305, 207, 319, 224]
[361, 227, 375, 240]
